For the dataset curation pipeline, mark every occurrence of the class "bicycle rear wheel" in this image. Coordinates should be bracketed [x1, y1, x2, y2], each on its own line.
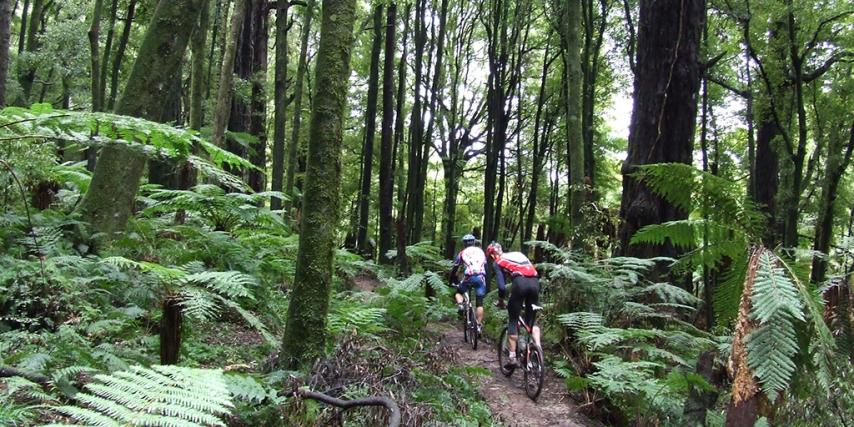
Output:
[524, 343, 545, 401]
[497, 327, 513, 377]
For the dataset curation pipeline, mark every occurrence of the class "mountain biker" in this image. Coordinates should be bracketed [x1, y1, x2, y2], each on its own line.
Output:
[449, 234, 487, 334]
[486, 242, 541, 369]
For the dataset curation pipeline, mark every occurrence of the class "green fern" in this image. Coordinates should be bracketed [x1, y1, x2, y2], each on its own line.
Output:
[47, 365, 233, 427]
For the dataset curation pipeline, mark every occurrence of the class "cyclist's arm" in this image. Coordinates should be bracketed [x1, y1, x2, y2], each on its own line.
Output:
[493, 261, 507, 299]
[448, 254, 462, 284]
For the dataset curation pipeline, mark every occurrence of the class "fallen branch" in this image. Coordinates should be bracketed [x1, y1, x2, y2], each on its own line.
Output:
[284, 388, 401, 427]
[0, 365, 51, 387]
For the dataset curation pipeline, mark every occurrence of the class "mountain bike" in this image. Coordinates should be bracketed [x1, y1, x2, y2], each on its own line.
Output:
[456, 284, 479, 350]
[497, 304, 545, 401]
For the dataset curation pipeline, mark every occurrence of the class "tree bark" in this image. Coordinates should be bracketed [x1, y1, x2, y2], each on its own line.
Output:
[211, 0, 248, 148]
[392, 3, 410, 215]
[160, 296, 183, 365]
[107, 0, 138, 111]
[284, 0, 314, 215]
[98, 0, 119, 109]
[0, 0, 12, 107]
[247, 0, 269, 194]
[564, 0, 585, 246]
[616, 0, 705, 258]
[355, 5, 383, 253]
[403, 0, 427, 244]
[280, 0, 357, 370]
[189, 0, 212, 130]
[17, 0, 28, 54]
[270, 0, 289, 211]
[378, 3, 396, 264]
[19, 0, 44, 103]
[76, 0, 205, 236]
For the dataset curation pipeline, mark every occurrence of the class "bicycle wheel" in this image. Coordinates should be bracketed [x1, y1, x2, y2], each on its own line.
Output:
[468, 305, 478, 350]
[524, 343, 545, 401]
[497, 327, 513, 377]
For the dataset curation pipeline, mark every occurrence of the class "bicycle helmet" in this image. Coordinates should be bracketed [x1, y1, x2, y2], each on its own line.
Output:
[486, 242, 503, 258]
[462, 234, 477, 247]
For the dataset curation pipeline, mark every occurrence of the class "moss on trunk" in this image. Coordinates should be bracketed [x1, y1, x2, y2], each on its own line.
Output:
[280, 0, 357, 370]
[77, 0, 205, 236]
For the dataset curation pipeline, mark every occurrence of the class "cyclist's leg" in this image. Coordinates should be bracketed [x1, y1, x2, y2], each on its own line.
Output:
[472, 275, 487, 325]
[455, 282, 469, 313]
[521, 277, 542, 346]
[507, 276, 524, 355]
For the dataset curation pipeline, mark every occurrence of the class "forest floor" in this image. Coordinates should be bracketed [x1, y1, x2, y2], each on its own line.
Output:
[433, 322, 599, 427]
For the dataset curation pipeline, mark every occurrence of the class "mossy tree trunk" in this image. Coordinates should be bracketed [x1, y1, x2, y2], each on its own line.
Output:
[616, 0, 705, 258]
[280, 0, 357, 370]
[563, 0, 585, 247]
[377, 3, 396, 264]
[403, 0, 427, 244]
[189, 0, 212, 131]
[18, 0, 44, 103]
[284, 0, 315, 216]
[211, 0, 248, 148]
[270, 0, 289, 211]
[76, 0, 205, 236]
[247, 0, 269, 194]
[98, 0, 119, 109]
[17, 0, 28, 55]
[0, 0, 12, 107]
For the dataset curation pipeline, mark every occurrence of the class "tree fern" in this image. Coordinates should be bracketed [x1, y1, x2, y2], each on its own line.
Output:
[47, 365, 233, 427]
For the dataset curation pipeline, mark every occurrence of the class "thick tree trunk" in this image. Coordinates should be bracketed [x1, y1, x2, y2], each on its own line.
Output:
[280, 0, 357, 370]
[189, 0, 211, 131]
[523, 41, 554, 254]
[564, 0, 585, 246]
[211, 0, 248, 148]
[284, 0, 314, 215]
[247, 0, 268, 194]
[616, 0, 705, 258]
[19, 0, 44, 103]
[270, 0, 289, 211]
[356, 5, 383, 253]
[76, 0, 205, 236]
[107, 0, 137, 111]
[0, 0, 12, 107]
[378, 3, 396, 264]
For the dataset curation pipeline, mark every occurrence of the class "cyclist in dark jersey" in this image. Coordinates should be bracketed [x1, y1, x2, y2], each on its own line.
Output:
[486, 242, 541, 368]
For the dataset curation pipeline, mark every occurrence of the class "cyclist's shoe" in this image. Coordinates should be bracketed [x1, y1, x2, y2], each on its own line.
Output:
[457, 303, 465, 316]
[476, 323, 483, 337]
[494, 299, 506, 309]
[504, 356, 519, 370]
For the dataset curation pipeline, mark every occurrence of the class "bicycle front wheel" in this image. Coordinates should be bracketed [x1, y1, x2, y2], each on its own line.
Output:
[497, 327, 513, 377]
[524, 344, 545, 401]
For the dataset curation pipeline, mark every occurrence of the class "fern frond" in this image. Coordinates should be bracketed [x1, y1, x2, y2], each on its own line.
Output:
[51, 365, 232, 427]
[182, 271, 256, 300]
[746, 317, 799, 402]
[750, 252, 805, 324]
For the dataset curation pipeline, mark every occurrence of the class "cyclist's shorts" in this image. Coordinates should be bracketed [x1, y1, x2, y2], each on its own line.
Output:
[457, 274, 487, 298]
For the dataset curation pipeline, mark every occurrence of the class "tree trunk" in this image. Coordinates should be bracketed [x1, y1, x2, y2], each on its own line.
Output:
[280, 0, 357, 370]
[523, 40, 554, 254]
[107, 0, 138, 110]
[0, 0, 12, 107]
[356, 5, 383, 253]
[378, 3, 396, 264]
[811, 122, 854, 285]
[160, 296, 183, 365]
[19, 0, 44, 103]
[616, 0, 705, 258]
[76, 0, 205, 236]
[270, 0, 289, 211]
[17, 0, 28, 54]
[284, 0, 314, 215]
[189, 0, 211, 130]
[403, 0, 427, 244]
[564, 0, 585, 246]
[211, 0, 248, 148]
[392, 3, 410, 214]
[98, 0, 119, 109]
[247, 0, 268, 194]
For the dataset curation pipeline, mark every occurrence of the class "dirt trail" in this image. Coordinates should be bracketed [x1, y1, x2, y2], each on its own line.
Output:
[435, 323, 598, 427]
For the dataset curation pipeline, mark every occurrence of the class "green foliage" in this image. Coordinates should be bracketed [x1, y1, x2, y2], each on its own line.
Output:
[46, 365, 233, 427]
